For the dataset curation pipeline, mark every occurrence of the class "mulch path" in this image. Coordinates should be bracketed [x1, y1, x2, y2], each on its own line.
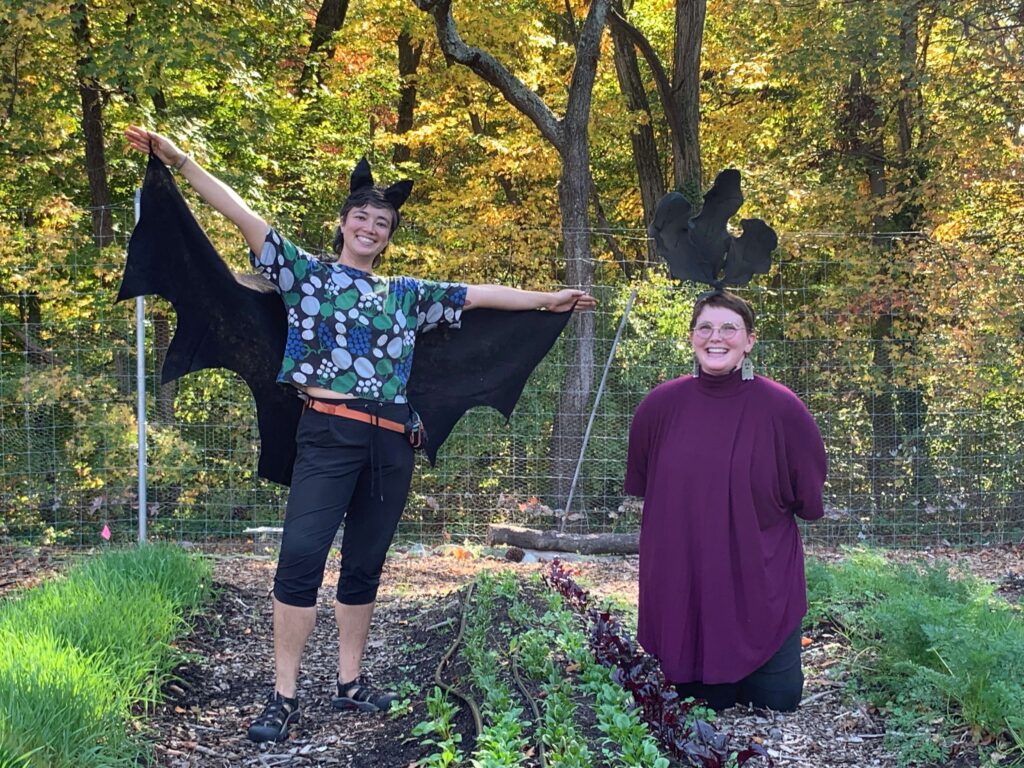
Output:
[2, 542, 1022, 767]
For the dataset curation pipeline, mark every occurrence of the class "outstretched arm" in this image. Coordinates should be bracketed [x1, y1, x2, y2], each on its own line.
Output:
[464, 285, 597, 313]
[124, 125, 269, 254]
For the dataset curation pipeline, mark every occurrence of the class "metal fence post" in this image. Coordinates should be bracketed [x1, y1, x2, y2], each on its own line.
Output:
[560, 287, 638, 532]
[134, 188, 147, 543]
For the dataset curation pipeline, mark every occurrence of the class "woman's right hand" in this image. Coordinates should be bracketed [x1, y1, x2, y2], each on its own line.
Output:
[124, 125, 186, 169]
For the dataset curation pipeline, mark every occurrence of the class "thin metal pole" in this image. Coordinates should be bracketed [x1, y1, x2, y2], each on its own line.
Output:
[134, 188, 147, 543]
[560, 288, 638, 533]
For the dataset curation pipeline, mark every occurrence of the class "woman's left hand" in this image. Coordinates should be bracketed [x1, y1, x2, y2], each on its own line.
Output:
[548, 289, 597, 313]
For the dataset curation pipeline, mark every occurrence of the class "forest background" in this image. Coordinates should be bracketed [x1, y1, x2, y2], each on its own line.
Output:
[1, 0, 1022, 547]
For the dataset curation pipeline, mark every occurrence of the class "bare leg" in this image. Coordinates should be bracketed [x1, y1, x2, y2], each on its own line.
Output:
[273, 598, 317, 698]
[335, 600, 375, 684]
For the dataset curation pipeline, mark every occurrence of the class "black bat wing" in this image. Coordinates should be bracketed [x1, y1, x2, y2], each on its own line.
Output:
[648, 192, 718, 283]
[407, 307, 575, 465]
[650, 168, 777, 289]
[722, 218, 777, 286]
[117, 156, 301, 485]
[686, 168, 743, 279]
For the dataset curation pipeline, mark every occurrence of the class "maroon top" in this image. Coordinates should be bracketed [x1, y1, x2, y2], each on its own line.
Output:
[625, 369, 826, 684]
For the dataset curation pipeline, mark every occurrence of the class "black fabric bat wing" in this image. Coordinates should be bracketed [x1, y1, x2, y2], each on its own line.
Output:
[722, 218, 777, 286]
[648, 168, 776, 289]
[117, 156, 301, 485]
[648, 192, 712, 283]
[117, 156, 572, 485]
[408, 306, 572, 465]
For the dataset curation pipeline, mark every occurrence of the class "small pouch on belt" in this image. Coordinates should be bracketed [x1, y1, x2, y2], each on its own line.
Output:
[405, 409, 426, 449]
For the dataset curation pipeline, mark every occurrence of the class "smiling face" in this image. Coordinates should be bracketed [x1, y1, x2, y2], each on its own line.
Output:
[337, 203, 395, 268]
[690, 305, 756, 376]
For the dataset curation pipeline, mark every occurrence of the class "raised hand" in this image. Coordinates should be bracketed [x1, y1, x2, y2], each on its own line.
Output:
[124, 125, 186, 169]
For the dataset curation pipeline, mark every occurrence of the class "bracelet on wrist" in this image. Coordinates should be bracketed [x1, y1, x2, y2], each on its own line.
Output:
[172, 153, 191, 171]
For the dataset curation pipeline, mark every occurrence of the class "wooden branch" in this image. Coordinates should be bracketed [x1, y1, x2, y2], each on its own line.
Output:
[2, 325, 61, 367]
[413, 0, 564, 150]
[487, 524, 638, 555]
[608, 8, 685, 163]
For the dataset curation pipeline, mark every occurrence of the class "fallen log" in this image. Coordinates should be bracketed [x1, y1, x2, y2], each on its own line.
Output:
[487, 524, 639, 555]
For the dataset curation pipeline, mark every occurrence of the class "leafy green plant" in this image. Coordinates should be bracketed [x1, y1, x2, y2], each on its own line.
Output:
[461, 575, 530, 767]
[0, 579, 181, 706]
[0, 628, 141, 768]
[582, 664, 670, 768]
[536, 680, 593, 768]
[881, 700, 948, 767]
[546, 561, 768, 767]
[805, 549, 1024, 764]
[389, 679, 420, 719]
[73, 544, 212, 616]
[413, 687, 464, 767]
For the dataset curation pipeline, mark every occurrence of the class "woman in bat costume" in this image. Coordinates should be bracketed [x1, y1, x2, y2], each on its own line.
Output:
[626, 171, 827, 712]
[125, 126, 595, 742]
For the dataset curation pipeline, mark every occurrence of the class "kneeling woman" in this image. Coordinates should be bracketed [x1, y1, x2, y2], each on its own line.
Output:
[625, 291, 826, 712]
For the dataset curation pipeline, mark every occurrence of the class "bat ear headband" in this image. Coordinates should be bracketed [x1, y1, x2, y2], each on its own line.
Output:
[648, 168, 777, 298]
[349, 157, 413, 211]
[335, 157, 414, 259]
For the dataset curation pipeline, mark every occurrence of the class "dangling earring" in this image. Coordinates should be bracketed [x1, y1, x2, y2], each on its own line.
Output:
[692, 360, 700, 377]
[741, 356, 754, 381]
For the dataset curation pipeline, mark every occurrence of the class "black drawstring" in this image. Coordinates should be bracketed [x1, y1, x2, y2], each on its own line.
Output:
[369, 404, 384, 502]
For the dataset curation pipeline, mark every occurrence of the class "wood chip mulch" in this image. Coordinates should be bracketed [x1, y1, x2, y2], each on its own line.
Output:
[2, 542, 1022, 767]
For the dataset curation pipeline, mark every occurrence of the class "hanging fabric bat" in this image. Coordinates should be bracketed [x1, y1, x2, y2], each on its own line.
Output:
[648, 169, 777, 289]
[117, 156, 573, 486]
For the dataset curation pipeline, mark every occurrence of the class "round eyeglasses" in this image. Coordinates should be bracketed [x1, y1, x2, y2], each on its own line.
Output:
[692, 322, 745, 340]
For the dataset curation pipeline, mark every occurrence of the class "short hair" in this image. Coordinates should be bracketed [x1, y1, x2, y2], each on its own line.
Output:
[689, 291, 756, 333]
[331, 187, 401, 256]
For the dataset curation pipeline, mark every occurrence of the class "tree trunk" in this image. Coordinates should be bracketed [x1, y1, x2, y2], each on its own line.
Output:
[414, 0, 608, 512]
[606, 0, 705, 204]
[855, 66, 899, 514]
[551, 160, 596, 508]
[393, 30, 423, 164]
[892, 2, 938, 504]
[610, 2, 662, 267]
[671, 0, 705, 192]
[297, 0, 350, 93]
[607, 10, 685, 185]
[844, 52, 940, 517]
[549, 0, 604, 511]
[71, 0, 114, 248]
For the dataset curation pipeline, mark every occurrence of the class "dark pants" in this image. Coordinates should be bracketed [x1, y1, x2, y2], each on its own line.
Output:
[273, 401, 415, 608]
[674, 625, 805, 712]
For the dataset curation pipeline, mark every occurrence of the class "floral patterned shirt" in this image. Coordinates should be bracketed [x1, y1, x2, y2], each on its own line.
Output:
[249, 228, 467, 403]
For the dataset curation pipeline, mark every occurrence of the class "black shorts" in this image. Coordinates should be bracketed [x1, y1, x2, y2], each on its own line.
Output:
[674, 625, 804, 711]
[273, 400, 415, 607]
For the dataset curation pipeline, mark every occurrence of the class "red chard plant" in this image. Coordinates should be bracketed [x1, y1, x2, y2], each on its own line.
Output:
[545, 560, 772, 768]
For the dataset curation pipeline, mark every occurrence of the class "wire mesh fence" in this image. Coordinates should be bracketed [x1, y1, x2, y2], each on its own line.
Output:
[1, 201, 1022, 548]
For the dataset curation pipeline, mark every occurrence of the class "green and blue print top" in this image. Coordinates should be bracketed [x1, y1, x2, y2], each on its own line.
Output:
[250, 228, 467, 403]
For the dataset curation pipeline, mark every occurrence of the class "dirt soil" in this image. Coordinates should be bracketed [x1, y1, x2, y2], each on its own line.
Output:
[2, 542, 1022, 767]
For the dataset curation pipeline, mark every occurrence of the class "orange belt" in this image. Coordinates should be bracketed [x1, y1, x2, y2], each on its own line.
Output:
[304, 399, 406, 434]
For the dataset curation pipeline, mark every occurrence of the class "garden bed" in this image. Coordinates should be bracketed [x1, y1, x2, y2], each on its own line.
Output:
[3, 543, 1021, 767]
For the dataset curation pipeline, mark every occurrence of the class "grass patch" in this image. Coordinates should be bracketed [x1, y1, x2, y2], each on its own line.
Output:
[806, 548, 1024, 765]
[0, 545, 212, 767]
